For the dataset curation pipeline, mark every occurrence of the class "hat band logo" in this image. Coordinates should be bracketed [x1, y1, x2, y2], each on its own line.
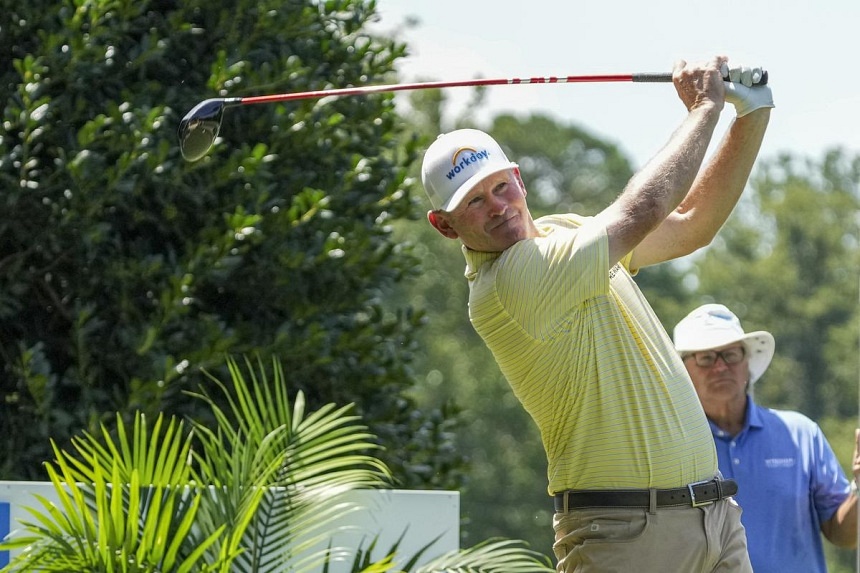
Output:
[446, 147, 490, 180]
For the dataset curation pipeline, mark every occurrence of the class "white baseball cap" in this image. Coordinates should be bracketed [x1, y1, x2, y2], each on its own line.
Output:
[673, 303, 775, 384]
[421, 129, 518, 212]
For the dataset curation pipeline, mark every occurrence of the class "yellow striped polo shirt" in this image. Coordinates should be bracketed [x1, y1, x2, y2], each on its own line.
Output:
[462, 213, 717, 494]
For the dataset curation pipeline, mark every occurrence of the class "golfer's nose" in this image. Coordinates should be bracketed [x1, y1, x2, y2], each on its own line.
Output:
[487, 194, 507, 216]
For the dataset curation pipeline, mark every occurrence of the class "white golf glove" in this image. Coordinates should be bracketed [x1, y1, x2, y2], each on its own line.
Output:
[720, 62, 774, 117]
[721, 63, 765, 87]
[724, 82, 774, 117]
[720, 63, 774, 117]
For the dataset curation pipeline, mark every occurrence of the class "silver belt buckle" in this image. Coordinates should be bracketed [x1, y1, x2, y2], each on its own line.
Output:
[688, 479, 716, 507]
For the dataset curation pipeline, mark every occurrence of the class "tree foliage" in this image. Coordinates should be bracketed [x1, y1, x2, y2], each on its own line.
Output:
[680, 149, 860, 418]
[0, 0, 465, 488]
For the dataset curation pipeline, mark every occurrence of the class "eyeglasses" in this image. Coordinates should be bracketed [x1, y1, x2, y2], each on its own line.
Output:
[682, 346, 746, 368]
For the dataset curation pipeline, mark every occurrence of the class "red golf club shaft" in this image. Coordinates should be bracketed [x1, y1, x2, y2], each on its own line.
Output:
[178, 69, 767, 161]
[236, 73, 674, 106]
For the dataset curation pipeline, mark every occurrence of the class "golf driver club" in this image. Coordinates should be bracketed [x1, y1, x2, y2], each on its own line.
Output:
[178, 70, 768, 162]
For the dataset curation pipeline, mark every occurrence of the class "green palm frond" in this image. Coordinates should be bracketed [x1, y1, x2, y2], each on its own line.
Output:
[0, 413, 235, 572]
[0, 354, 554, 573]
[60, 413, 189, 487]
[412, 539, 554, 573]
[344, 530, 440, 573]
[356, 554, 399, 573]
[185, 356, 393, 573]
[342, 535, 553, 573]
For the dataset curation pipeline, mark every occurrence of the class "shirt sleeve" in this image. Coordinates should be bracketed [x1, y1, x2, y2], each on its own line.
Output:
[494, 217, 610, 338]
[810, 421, 851, 523]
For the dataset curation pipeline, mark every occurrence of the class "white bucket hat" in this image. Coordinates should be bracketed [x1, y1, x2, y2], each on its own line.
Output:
[673, 303, 775, 384]
[421, 129, 518, 212]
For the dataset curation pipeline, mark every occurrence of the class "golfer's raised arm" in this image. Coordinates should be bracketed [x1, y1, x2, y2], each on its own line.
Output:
[594, 56, 726, 267]
[630, 80, 773, 269]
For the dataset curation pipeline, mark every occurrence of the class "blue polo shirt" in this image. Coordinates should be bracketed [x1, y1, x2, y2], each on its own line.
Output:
[712, 399, 850, 573]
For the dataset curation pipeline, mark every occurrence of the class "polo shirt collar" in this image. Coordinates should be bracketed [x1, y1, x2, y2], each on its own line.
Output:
[745, 397, 764, 430]
[462, 245, 501, 281]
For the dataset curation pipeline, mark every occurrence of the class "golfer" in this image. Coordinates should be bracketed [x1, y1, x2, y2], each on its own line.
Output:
[421, 56, 773, 572]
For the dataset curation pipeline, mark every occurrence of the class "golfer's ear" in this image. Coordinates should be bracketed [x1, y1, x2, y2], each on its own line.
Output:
[512, 167, 527, 197]
[428, 210, 459, 239]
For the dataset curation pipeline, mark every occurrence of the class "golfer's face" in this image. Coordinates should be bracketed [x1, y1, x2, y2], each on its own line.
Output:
[447, 170, 532, 252]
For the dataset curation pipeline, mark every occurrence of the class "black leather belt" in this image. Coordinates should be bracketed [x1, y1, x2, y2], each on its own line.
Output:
[553, 478, 737, 512]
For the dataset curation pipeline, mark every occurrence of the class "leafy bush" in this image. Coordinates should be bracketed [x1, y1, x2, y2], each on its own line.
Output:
[0, 0, 464, 489]
[0, 357, 552, 572]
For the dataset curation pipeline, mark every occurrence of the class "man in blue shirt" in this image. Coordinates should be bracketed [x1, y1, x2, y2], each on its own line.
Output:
[674, 303, 860, 572]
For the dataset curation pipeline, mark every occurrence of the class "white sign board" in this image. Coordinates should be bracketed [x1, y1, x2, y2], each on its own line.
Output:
[0, 482, 459, 571]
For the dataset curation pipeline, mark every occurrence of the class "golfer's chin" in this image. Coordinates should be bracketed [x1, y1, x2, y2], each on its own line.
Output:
[463, 218, 531, 252]
[463, 230, 522, 253]
[489, 228, 528, 251]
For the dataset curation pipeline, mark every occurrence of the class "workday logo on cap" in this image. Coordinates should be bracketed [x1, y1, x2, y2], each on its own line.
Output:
[447, 146, 491, 180]
[421, 129, 518, 212]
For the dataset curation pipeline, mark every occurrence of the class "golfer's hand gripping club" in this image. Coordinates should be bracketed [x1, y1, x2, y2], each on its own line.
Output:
[719, 63, 774, 117]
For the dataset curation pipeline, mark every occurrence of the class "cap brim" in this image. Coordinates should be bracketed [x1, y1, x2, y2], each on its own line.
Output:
[440, 162, 518, 212]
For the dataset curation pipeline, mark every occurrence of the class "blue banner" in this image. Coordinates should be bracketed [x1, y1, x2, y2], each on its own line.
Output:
[0, 501, 9, 567]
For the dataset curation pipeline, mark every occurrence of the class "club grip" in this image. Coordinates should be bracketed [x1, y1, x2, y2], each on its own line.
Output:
[631, 72, 673, 83]
[632, 70, 769, 85]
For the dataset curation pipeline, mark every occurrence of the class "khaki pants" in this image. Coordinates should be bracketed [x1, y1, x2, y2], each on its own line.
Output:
[552, 497, 752, 573]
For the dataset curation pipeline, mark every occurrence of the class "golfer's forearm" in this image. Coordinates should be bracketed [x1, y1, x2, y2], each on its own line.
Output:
[627, 104, 721, 215]
[673, 108, 771, 248]
[602, 104, 720, 262]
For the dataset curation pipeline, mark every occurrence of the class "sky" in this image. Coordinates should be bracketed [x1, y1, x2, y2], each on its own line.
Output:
[372, 0, 859, 169]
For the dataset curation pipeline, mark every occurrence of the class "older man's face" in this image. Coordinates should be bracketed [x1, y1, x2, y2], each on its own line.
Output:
[682, 343, 750, 407]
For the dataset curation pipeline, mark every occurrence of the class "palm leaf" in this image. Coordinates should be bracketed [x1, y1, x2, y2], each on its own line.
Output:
[342, 529, 439, 573]
[186, 355, 393, 573]
[412, 539, 554, 572]
[0, 412, 237, 572]
[0, 354, 554, 573]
